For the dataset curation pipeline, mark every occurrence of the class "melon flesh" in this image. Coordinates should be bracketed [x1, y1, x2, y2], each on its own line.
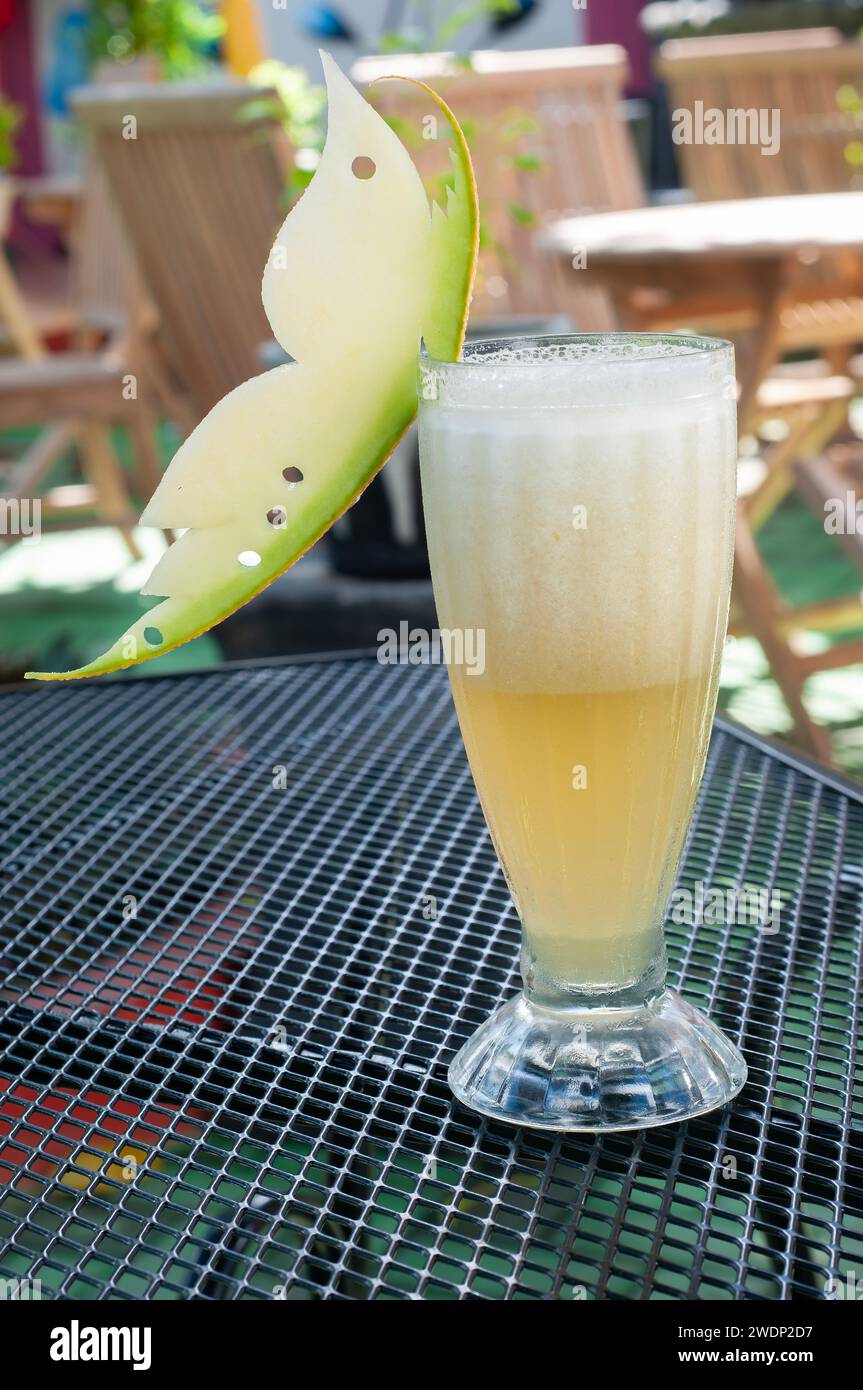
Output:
[27, 52, 478, 680]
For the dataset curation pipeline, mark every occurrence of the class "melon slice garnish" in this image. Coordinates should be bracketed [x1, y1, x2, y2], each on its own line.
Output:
[27, 53, 478, 681]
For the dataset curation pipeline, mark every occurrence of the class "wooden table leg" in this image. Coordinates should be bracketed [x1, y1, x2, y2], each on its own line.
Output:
[733, 508, 833, 762]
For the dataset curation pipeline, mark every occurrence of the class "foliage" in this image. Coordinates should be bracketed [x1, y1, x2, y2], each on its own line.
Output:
[838, 81, 863, 169]
[243, 64, 328, 200]
[248, 0, 543, 279]
[378, 0, 520, 53]
[642, 1, 863, 41]
[86, 0, 224, 77]
[0, 96, 22, 173]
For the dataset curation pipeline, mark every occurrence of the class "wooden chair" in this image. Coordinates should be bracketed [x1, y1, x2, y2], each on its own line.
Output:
[657, 29, 863, 762]
[0, 154, 155, 557]
[657, 29, 863, 375]
[0, 175, 57, 360]
[656, 28, 863, 200]
[0, 80, 290, 559]
[353, 46, 645, 327]
[1, 175, 81, 355]
[71, 79, 293, 423]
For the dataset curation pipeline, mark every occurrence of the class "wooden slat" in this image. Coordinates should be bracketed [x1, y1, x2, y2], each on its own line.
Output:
[657, 27, 845, 74]
[795, 638, 863, 677]
[74, 82, 292, 418]
[353, 45, 635, 91]
[0, 356, 131, 427]
[70, 79, 279, 130]
[0, 249, 45, 360]
[755, 372, 854, 411]
[794, 452, 863, 571]
[729, 595, 863, 638]
[0, 422, 76, 497]
[658, 32, 863, 201]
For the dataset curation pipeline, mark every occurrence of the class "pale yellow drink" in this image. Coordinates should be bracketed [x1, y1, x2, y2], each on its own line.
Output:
[419, 339, 736, 1001]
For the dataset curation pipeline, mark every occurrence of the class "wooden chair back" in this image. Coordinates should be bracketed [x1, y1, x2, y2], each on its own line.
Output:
[657, 28, 863, 200]
[69, 154, 136, 342]
[353, 46, 644, 325]
[72, 80, 292, 416]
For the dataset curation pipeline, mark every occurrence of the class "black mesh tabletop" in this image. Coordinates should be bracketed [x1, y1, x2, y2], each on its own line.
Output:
[1, 656, 861, 1301]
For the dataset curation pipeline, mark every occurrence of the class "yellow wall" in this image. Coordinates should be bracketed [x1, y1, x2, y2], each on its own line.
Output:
[222, 0, 265, 76]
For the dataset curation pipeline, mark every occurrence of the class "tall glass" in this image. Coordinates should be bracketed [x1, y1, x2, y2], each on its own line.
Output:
[418, 334, 747, 1131]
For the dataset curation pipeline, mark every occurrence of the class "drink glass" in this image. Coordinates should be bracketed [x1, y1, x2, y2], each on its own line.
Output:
[418, 333, 747, 1131]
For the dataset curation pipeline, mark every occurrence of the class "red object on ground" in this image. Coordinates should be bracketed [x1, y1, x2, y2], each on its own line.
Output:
[16, 889, 263, 1030]
[0, 1079, 209, 1187]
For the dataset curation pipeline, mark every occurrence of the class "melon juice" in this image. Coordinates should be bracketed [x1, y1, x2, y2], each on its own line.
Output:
[419, 336, 737, 1001]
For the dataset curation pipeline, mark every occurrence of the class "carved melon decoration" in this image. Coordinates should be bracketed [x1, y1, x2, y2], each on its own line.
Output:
[27, 53, 478, 681]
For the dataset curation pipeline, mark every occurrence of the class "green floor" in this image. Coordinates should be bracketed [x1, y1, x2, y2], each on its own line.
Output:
[3, 425, 863, 776]
[0, 424, 219, 680]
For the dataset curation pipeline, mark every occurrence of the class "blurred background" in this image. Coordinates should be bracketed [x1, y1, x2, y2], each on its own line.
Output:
[3, 0, 863, 770]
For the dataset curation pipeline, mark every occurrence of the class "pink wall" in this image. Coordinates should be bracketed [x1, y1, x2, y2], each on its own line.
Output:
[0, 0, 56, 252]
[584, 0, 652, 96]
[0, 0, 45, 174]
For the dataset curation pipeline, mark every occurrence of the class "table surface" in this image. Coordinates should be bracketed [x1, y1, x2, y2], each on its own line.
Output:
[542, 192, 863, 262]
[0, 658, 861, 1301]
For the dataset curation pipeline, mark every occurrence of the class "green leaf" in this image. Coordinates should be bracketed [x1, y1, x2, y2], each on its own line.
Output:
[436, 0, 518, 46]
[511, 152, 542, 172]
[501, 113, 542, 140]
[378, 32, 425, 54]
[0, 96, 22, 171]
[246, 60, 326, 152]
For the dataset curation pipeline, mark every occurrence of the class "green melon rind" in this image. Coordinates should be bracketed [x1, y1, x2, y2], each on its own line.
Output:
[26, 81, 478, 683]
[397, 78, 479, 363]
[31, 376, 416, 680]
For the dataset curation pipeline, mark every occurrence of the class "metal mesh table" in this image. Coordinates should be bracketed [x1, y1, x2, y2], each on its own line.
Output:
[1, 657, 861, 1301]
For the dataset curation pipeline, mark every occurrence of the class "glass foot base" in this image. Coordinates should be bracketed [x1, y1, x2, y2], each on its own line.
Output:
[448, 988, 747, 1132]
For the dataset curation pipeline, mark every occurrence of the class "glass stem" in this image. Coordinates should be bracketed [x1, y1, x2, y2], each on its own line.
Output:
[520, 935, 668, 1012]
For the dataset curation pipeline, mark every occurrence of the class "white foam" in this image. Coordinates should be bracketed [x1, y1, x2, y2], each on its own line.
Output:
[420, 335, 735, 412]
[419, 366, 737, 693]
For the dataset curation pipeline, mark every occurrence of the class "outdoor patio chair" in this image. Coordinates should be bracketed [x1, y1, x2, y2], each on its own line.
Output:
[656, 27, 863, 200]
[0, 154, 156, 559]
[657, 28, 863, 375]
[352, 45, 645, 327]
[72, 79, 293, 423]
[0, 239, 45, 362]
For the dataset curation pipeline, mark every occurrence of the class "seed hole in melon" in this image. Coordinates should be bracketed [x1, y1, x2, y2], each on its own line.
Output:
[238, 551, 262, 568]
[143, 627, 163, 647]
[267, 507, 287, 529]
[351, 156, 376, 180]
[282, 467, 304, 486]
